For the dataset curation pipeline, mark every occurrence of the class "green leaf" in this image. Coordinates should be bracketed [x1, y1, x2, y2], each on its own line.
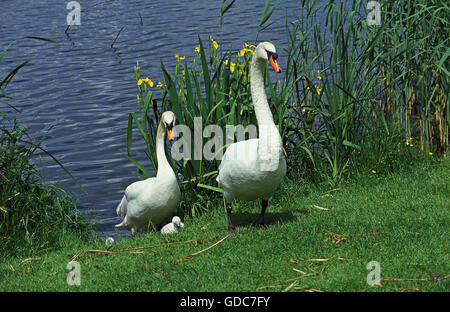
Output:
[130, 112, 147, 142]
[198, 36, 212, 111]
[161, 60, 182, 121]
[124, 154, 153, 179]
[0, 40, 17, 64]
[143, 90, 152, 120]
[23, 36, 61, 44]
[0, 55, 37, 89]
[126, 113, 133, 156]
[197, 183, 224, 193]
[19, 138, 87, 193]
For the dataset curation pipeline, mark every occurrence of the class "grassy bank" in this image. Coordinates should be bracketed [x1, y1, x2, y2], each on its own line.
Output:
[1, 158, 448, 292]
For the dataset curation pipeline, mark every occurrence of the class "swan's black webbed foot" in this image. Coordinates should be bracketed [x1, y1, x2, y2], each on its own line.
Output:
[253, 199, 268, 228]
[226, 202, 238, 233]
[228, 224, 238, 233]
[252, 216, 265, 228]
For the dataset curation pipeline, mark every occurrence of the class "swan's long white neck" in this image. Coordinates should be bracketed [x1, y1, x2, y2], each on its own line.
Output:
[251, 55, 282, 167]
[251, 58, 276, 127]
[155, 122, 173, 179]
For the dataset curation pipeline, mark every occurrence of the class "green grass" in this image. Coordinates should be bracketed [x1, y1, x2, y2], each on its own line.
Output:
[1, 159, 448, 292]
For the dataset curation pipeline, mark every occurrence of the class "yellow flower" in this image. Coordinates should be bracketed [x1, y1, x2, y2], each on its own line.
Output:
[175, 54, 185, 62]
[239, 43, 255, 57]
[428, 152, 433, 155]
[224, 60, 235, 72]
[242, 43, 256, 55]
[405, 137, 413, 145]
[138, 77, 153, 87]
[145, 78, 154, 87]
[371, 170, 376, 174]
[156, 81, 164, 88]
[210, 36, 218, 50]
[134, 60, 140, 72]
[306, 85, 322, 95]
[194, 45, 200, 53]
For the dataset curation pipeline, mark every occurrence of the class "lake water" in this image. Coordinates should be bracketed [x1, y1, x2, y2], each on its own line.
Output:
[0, 0, 322, 237]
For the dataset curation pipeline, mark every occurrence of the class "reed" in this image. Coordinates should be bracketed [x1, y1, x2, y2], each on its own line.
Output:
[285, 0, 448, 181]
[377, 0, 449, 157]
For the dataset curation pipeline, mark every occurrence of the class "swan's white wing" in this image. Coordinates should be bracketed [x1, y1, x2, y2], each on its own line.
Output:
[217, 139, 259, 181]
[217, 138, 286, 201]
[115, 178, 156, 228]
[217, 139, 260, 201]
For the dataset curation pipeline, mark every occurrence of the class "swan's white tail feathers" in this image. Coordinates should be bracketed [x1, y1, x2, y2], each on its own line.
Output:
[116, 195, 127, 219]
[115, 196, 128, 229]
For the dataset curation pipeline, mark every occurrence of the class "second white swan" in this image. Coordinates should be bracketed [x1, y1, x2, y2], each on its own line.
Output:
[217, 42, 286, 232]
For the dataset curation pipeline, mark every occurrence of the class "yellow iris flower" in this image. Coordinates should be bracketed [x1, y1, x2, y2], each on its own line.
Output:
[210, 36, 218, 50]
[224, 60, 235, 72]
[137, 77, 154, 87]
[175, 54, 186, 62]
[239, 43, 256, 56]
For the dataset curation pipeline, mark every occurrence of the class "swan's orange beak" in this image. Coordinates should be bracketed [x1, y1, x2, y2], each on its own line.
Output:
[269, 55, 282, 73]
[167, 128, 175, 141]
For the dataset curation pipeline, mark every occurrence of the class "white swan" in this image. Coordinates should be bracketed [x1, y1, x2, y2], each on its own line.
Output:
[115, 111, 181, 235]
[217, 42, 286, 232]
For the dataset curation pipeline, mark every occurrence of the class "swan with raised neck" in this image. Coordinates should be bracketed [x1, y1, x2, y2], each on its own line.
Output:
[217, 41, 286, 232]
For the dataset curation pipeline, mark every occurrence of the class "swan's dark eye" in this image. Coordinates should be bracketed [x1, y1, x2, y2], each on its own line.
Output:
[166, 121, 174, 130]
[265, 50, 278, 60]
